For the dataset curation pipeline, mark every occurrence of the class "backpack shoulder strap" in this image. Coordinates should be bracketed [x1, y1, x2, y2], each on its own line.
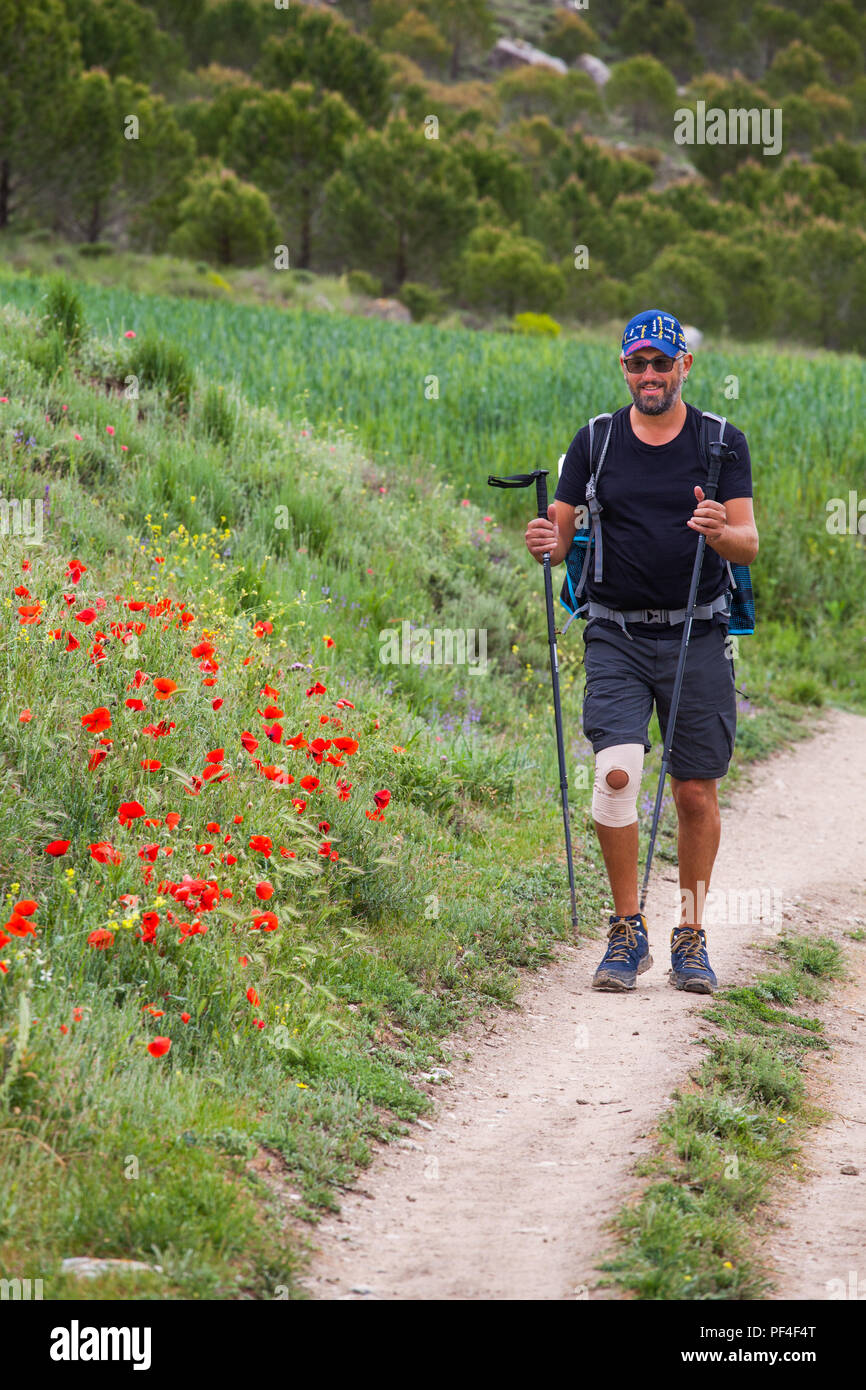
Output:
[587, 411, 613, 488]
[580, 411, 614, 590]
[700, 409, 726, 463]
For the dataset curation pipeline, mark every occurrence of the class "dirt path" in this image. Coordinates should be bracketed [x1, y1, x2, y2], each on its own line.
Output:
[298, 706, 866, 1300]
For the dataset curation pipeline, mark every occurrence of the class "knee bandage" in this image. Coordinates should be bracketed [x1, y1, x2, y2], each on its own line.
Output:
[591, 743, 645, 827]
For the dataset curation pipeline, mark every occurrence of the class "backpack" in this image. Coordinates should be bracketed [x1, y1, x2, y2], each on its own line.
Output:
[557, 409, 755, 637]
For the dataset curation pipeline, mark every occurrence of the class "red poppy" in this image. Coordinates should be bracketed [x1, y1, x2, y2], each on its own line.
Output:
[88, 749, 109, 770]
[300, 775, 320, 792]
[45, 839, 71, 856]
[180, 1012, 191, 1023]
[14, 899, 38, 916]
[373, 789, 391, 810]
[19, 708, 32, 723]
[147, 1037, 171, 1057]
[4, 913, 36, 938]
[64, 634, 81, 652]
[153, 678, 178, 700]
[165, 812, 180, 830]
[87, 928, 115, 949]
[332, 737, 359, 754]
[81, 707, 112, 733]
[246, 986, 259, 1005]
[251, 911, 278, 932]
[141, 719, 175, 738]
[249, 834, 273, 857]
[90, 841, 122, 865]
[126, 698, 147, 711]
[255, 881, 273, 901]
[118, 800, 145, 827]
[74, 608, 97, 624]
[141, 759, 162, 770]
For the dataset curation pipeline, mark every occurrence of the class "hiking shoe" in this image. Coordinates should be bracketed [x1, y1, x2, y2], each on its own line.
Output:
[592, 913, 652, 991]
[669, 927, 718, 993]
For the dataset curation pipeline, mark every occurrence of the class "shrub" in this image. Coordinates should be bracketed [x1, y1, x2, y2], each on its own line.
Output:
[77, 241, 114, 258]
[25, 328, 68, 381]
[512, 312, 561, 337]
[199, 381, 237, 445]
[398, 281, 443, 321]
[346, 268, 383, 297]
[129, 337, 194, 412]
[42, 274, 84, 347]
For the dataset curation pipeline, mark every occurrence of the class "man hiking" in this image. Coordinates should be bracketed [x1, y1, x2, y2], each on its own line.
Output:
[525, 309, 758, 994]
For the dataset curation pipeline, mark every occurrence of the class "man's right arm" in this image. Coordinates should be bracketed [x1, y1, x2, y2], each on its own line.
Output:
[524, 428, 589, 566]
[524, 499, 578, 567]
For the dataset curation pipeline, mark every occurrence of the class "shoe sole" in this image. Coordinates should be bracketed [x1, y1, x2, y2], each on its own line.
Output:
[592, 953, 653, 992]
[668, 969, 716, 994]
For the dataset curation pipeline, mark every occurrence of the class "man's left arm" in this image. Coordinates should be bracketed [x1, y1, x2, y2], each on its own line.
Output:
[688, 490, 759, 565]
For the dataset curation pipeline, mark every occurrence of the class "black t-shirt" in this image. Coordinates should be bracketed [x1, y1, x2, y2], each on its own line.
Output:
[554, 402, 753, 639]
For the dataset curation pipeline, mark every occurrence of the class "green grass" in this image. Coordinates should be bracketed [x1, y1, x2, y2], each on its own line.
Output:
[600, 933, 849, 1300]
[0, 280, 857, 1300]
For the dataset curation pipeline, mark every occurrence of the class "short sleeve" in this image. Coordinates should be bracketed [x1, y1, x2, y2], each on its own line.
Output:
[554, 425, 590, 508]
[716, 425, 753, 503]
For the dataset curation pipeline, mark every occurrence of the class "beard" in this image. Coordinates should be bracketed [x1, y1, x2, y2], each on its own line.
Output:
[627, 371, 681, 415]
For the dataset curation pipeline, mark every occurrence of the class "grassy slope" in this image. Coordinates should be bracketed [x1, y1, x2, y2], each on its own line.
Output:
[0, 275, 844, 1299]
[3, 251, 865, 712]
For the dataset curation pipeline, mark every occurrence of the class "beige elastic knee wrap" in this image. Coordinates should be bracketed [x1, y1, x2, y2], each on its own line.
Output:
[592, 743, 645, 827]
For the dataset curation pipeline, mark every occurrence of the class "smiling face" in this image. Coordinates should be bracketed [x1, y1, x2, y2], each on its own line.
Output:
[621, 348, 693, 416]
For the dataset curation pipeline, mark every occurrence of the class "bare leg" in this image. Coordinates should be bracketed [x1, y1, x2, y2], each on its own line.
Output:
[670, 776, 721, 930]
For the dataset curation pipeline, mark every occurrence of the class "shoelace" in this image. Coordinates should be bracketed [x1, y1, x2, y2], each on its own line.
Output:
[605, 918, 640, 962]
[672, 928, 707, 966]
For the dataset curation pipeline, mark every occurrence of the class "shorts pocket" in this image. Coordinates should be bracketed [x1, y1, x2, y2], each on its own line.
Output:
[718, 706, 736, 762]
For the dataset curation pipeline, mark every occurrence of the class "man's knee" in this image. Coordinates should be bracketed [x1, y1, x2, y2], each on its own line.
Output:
[671, 777, 718, 817]
[592, 744, 644, 827]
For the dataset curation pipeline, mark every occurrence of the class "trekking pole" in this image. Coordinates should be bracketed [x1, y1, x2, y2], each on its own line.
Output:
[639, 444, 725, 915]
[487, 467, 579, 933]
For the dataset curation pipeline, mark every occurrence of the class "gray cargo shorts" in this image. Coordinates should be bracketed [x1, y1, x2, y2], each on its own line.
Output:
[581, 617, 737, 780]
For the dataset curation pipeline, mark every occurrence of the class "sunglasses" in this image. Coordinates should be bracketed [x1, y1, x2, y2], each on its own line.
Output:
[623, 352, 684, 375]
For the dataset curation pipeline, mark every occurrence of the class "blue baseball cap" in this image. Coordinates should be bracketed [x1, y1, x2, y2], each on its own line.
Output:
[621, 309, 688, 358]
